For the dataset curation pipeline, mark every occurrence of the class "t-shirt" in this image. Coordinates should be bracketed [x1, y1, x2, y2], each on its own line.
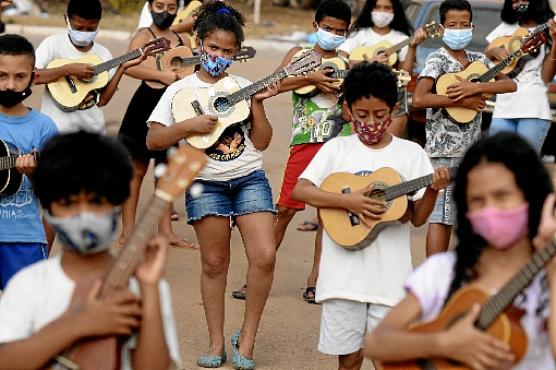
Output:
[0, 109, 58, 244]
[419, 47, 493, 158]
[0, 256, 182, 370]
[35, 33, 115, 134]
[406, 252, 553, 370]
[338, 28, 409, 62]
[300, 135, 434, 306]
[148, 72, 264, 181]
[486, 22, 552, 121]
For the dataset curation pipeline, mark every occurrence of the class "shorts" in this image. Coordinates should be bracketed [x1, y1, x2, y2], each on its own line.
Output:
[394, 87, 409, 118]
[277, 143, 324, 210]
[0, 242, 48, 290]
[319, 299, 391, 355]
[429, 157, 459, 226]
[185, 169, 276, 224]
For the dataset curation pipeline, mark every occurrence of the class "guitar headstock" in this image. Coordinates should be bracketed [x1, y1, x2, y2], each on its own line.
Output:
[522, 32, 548, 55]
[423, 21, 442, 39]
[142, 37, 172, 57]
[284, 49, 322, 76]
[155, 145, 207, 202]
[394, 69, 411, 88]
[233, 46, 256, 62]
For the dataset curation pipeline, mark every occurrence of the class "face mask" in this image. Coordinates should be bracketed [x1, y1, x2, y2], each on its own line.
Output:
[315, 27, 346, 51]
[371, 11, 394, 28]
[466, 204, 529, 250]
[199, 46, 232, 77]
[45, 208, 119, 254]
[67, 22, 99, 47]
[352, 115, 392, 145]
[442, 28, 473, 50]
[515, 2, 529, 15]
[0, 79, 32, 108]
[151, 10, 177, 29]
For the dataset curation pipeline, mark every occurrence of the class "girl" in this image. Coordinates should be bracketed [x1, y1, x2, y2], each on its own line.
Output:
[338, 0, 428, 136]
[118, 0, 194, 249]
[486, 0, 556, 153]
[146, 2, 278, 369]
[364, 132, 556, 370]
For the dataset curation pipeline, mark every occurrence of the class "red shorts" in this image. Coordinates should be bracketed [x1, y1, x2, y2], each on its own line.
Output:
[277, 143, 324, 210]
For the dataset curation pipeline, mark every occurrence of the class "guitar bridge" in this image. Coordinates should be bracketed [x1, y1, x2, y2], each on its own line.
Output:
[64, 75, 77, 94]
[191, 100, 205, 116]
[341, 187, 360, 226]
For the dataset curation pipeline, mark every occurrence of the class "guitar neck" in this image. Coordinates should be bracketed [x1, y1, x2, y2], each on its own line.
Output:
[178, 55, 201, 68]
[333, 70, 349, 79]
[383, 167, 456, 201]
[226, 69, 287, 106]
[475, 239, 556, 330]
[93, 49, 143, 75]
[385, 38, 411, 56]
[479, 49, 525, 82]
[0, 151, 39, 171]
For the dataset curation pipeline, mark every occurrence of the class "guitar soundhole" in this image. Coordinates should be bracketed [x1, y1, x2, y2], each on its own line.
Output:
[79, 75, 97, 84]
[171, 57, 182, 68]
[214, 96, 230, 113]
[368, 182, 392, 208]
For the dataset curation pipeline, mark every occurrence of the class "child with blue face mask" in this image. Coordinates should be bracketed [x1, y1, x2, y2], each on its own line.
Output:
[413, 0, 517, 257]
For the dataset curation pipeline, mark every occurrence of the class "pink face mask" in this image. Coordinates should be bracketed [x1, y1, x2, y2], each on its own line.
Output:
[351, 116, 392, 145]
[466, 204, 529, 250]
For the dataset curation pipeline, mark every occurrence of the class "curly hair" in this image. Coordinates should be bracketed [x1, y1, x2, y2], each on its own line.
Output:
[343, 61, 398, 108]
[349, 0, 413, 36]
[193, 1, 245, 47]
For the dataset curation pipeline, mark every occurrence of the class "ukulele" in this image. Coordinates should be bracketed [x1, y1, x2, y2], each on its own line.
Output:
[319, 167, 455, 250]
[48, 145, 207, 370]
[0, 139, 39, 196]
[46, 38, 171, 112]
[376, 237, 556, 370]
[349, 22, 441, 65]
[172, 0, 202, 48]
[171, 49, 321, 149]
[436, 32, 546, 124]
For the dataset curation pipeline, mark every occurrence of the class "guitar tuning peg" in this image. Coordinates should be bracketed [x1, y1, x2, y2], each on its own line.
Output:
[189, 183, 204, 198]
[154, 163, 167, 178]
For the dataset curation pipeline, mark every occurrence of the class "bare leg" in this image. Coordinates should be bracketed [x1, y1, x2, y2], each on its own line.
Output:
[158, 202, 196, 250]
[339, 350, 364, 370]
[274, 204, 298, 249]
[194, 216, 232, 357]
[425, 223, 452, 257]
[388, 114, 408, 138]
[119, 157, 148, 245]
[306, 220, 323, 288]
[235, 212, 276, 358]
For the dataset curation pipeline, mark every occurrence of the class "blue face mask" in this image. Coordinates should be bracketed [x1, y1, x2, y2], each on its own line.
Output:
[315, 27, 346, 51]
[199, 46, 233, 77]
[442, 28, 473, 50]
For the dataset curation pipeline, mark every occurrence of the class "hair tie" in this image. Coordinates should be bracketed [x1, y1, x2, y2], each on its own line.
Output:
[215, 7, 231, 15]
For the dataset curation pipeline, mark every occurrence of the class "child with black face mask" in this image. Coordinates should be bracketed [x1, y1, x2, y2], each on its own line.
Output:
[0, 34, 58, 291]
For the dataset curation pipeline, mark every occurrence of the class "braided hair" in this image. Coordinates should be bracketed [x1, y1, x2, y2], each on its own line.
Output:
[193, 1, 245, 47]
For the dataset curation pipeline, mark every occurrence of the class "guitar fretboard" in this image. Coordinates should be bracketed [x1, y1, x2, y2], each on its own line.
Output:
[332, 70, 349, 79]
[385, 38, 411, 56]
[93, 49, 143, 76]
[0, 152, 39, 171]
[383, 167, 456, 201]
[479, 49, 525, 82]
[225, 69, 288, 107]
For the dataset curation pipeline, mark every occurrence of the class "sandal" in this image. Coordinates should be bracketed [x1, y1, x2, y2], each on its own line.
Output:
[296, 220, 318, 232]
[197, 351, 227, 368]
[231, 284, 247, 300]
[231, 330, 255, 370]
[303, 287, 317, 304]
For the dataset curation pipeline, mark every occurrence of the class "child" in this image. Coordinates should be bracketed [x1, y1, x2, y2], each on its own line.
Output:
[364, 132, 556, 370]
[413, 0, 517, 256]
[146, 2, 278, 369]
[486, 0, 556, 153]
[0, 34, 58, 290]
[338, 0, 428, 136]
[33, 0, 143, 133]
[0, 131, 181, 370]
[292, 61, 450, 370]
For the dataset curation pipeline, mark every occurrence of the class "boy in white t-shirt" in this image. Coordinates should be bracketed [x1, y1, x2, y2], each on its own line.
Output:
[292, 61, 450, 370]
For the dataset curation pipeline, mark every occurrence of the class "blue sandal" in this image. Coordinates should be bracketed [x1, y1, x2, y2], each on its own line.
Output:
[231, 330, 255, 370]
[197, 351, 227, 368]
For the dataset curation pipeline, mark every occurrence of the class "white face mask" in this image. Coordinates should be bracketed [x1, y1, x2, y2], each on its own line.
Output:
[371, 11, 394, 28]
[67, 22, 99, 47]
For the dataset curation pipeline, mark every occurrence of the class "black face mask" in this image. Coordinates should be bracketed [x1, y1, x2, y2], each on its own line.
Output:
[0, 76, 33, 108]
[515, 3, 529, 17]
[151, 10, 176, 30]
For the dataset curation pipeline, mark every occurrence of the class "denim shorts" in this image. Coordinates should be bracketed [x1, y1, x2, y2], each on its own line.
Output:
[429, 157, 459, 226]
[185, 169, 276, 224]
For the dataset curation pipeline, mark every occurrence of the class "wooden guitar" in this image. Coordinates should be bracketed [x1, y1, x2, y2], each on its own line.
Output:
[0, 139, 39, 196]
[376, 238, 556, 370]
[436, 32, 547, 124]
[172, 0, 202, 48]
[349, 22, 441, 65]
[46, 38, 171, 112]
[48, 145, 206, 370]
[171, 49, 321, 149]
[319, 167, 455, 250]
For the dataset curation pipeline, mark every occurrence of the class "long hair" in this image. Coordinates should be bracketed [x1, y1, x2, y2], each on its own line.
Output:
[349, 0, 413, 36]
[501, 0, 554, 25]
[445, 132, 554, 301]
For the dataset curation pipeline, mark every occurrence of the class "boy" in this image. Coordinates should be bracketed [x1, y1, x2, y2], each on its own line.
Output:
[292, 62, 450, 370]
[413, 0, 516, 256]
[33, 0, 142, 133]
[0, 34, 58, 290]
[232, 0, 352, 303]
[0, 132, 181, 370]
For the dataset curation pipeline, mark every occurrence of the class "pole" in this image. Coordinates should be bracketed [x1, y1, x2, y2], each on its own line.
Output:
[254, 0, 261, 25]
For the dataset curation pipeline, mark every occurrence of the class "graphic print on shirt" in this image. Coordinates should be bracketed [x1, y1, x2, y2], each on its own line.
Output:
[0, 177, 34, 219]
[206, 125, 246, 162]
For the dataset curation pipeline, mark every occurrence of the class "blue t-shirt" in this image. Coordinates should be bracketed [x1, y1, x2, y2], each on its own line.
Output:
[0, 109, 58, 244]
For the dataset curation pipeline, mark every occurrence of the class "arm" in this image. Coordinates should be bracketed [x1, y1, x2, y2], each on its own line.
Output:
[410, 167, 451, 226]
[413, 77, 486, 112]
[34, 63, 95, 85]
[171, 18, 194, 34]
[146, 117, 216, 151]
[542, 20, 556, 83]
[445, 72, 516, 102]
[400, 28, 428, 74]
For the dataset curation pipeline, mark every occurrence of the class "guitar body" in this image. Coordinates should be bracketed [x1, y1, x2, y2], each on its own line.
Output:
[350, 41, 398, 66]
[173, 0, 202, 25]
[172, 76, 250, 149]
[52, 337, 121, 370]
[158, 46, 196, 74]
[294, 53, 348, 97]
[0, 140, 22, 196]
[376, 286, 528, 370]
[487, 27, 530, 75]
[319, 168, 409, 249]
[46, 54, 109, 112]
[436, 61, 492, 124]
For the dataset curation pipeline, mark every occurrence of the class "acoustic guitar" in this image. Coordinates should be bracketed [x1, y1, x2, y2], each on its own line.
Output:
[48, 145, 207, 370]
[436, 32, 546, 124]
[171, 49, 321, 149]
[172, 0, 202, 48]
[46, 38, 171, 112]
[349, 22, 441, 65]
[319, 167, 455, 250]
[0, 139, 39, 196]
[376, 237, 556, 370]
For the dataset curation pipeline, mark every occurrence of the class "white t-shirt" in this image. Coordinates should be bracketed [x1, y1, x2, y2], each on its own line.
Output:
[35, 33, 115, 133]
[0, 256, 182, 370]
[300, 135, 434, 306]
[406, 252, 553, 370]
[148, 72, 264, 181]
[486, 22, 552, 120]
[339, 28, 409, 62]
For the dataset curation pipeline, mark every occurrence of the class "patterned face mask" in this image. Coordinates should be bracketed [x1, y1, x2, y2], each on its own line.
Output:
[199, 44, 233, 77]
[351, 115, 392, 145]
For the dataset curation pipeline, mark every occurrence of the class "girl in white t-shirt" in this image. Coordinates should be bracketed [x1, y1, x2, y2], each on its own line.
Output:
[486, 0, 556, 153]
[146, 2, 278, 370]
[364, 132, 556, 370]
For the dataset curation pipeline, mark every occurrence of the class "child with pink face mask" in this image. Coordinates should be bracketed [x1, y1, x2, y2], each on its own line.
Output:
[364, 132, 556, 370]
